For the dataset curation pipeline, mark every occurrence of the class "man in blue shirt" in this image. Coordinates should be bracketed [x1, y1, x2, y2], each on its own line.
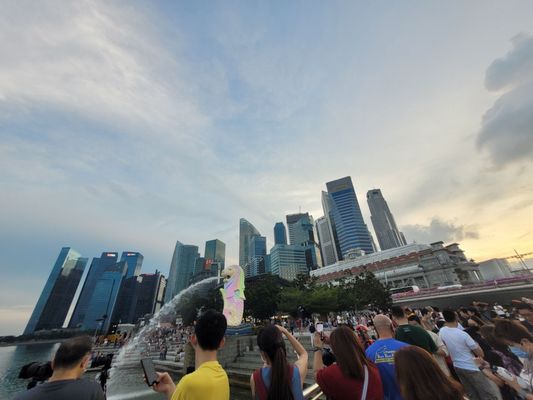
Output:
[366, 314, 408, 400]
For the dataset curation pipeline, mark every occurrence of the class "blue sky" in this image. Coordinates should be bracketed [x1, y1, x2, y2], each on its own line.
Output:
[1, 1, 533, 335]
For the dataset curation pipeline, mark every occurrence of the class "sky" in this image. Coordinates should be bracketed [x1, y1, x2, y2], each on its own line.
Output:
[1, 1, 533, 336]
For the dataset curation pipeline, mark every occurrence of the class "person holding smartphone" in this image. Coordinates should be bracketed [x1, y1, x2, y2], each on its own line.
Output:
[151, 309, 229, 400]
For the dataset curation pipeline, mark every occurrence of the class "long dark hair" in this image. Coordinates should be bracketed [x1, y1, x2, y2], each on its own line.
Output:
[395, 346, 463, 400]
[329, 325, 370, 379]
[257, 325, 294, 400]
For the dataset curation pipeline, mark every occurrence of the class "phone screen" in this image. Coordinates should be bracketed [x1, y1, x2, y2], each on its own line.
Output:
[141, 358, 158, 386]
[316, 323, 324, 333]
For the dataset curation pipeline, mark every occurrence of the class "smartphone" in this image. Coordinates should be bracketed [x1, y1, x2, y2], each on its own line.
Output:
[140, 358, 159, 386]
[316, 323, 324, 333]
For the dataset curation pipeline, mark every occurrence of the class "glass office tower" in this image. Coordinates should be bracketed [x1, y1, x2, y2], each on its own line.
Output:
[164, 241, 199, 303]
[120, 252, 144, 278]
[325, 176, 374, 257]
[83, 261, 127, 332]
[274, 222, 288, 245]
[68, 252, 118, 328]
[367, 189, 407, 250]
[204, 239, 226, 268]
[24, 247, 88, 334]
[239, 218, 260, 267]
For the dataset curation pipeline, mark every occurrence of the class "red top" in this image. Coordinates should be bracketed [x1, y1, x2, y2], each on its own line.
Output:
[316, 363, 384, 400]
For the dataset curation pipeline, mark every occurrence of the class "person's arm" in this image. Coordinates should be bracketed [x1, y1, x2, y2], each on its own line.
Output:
[312, 332, 324, 381]
[276, 325, 308, 385]
[152, 372, 176, 400]
[249, 374, 255, 399]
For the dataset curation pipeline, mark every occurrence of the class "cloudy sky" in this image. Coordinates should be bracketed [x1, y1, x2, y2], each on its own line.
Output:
[1, 1, 533, 335]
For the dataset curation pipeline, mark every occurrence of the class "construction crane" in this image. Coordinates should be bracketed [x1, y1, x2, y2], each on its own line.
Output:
[503, 250, 533, 270]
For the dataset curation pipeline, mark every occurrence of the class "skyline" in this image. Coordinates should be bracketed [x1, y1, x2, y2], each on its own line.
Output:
[1, 1, 533, 335]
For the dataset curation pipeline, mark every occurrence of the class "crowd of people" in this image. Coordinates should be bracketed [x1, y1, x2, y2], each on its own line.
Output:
[13, 298, 533, 400]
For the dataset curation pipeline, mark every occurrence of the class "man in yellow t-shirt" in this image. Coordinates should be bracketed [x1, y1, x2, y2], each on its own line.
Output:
[152, 310, 229, 400]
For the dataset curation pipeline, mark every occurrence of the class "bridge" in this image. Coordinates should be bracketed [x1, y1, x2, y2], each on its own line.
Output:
[392, 276, 533, 308]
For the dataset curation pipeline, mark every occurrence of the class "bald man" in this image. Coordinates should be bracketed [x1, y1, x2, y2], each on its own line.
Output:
[365, 315, 409, 400]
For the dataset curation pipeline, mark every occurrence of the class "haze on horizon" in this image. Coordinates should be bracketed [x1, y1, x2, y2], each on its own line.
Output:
[1, 1, 533, 336]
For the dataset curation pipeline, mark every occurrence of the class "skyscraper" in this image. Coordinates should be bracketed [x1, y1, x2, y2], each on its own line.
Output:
[367, 189, 407, 250]
[270, 244, 308, 281]
[325, 176, 374, 257]
[239, 218, 260, 267]
[120, 252, 144, 278]
[131, 271, 166, 322]
[286, 213, 322, 270]
[246, 235, 267, 277]
[24, 247, 88, 335]
[69, 252, 119, 328]
[165, 241, 199, 303]
[274, 222, 288, 245]
[83, 261, 127, 332]
[316, 216, 338, 266]
[204, 239, 226, 268]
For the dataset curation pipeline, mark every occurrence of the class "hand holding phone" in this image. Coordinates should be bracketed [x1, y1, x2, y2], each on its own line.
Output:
[141, 358, 159, 387]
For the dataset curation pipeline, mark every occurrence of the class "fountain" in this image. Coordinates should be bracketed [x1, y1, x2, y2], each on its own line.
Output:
[106, 276, 218, 398]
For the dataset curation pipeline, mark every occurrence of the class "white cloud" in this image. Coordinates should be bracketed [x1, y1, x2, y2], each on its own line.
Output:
[402, 217, 480, 244]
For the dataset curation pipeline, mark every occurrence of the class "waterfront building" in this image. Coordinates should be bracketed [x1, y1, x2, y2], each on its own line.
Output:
[367, 189, 407, 251]
[83, 261, 128, 332]
[69, 252, 119, 328]
[165, 241, 199, 303]
[478, 258, 514, 280]
[239, 218, 261, 267]
[316, 216, 338, 266]
[24, 247, 88, 335]
[204, 239, 226, 268]
[270, 244, 308, 281]
[274, 222, 288, 245]
[286, 213, 321, 271]
[310, 241, 482, 289]
[324, 176, 374, 257]
[111, 274, 142, 325]
[120, 251, 144, 278]
[131, 271, 166, 322]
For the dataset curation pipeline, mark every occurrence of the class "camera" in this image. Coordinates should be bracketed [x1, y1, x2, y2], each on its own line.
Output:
[18, 361, 53, 389]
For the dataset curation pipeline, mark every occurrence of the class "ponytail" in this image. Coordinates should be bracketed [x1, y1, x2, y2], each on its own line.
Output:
[268, 346, 294, 400]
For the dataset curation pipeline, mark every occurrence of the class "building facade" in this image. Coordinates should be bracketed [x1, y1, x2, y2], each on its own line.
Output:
[24, 247, 88, 335]
[324, 176, 374, 257]
[69, 252, 119, 328]
[120, 252, 144, 278]
[316, 216, 338, 266]
[270, 244, 308, 281]
[274, 222, 288, 245]
[204, 239, 226, 268]
[366, 189, 406, 251]
[131, 271, 166, 322]
[165, 241, 199, 303]
[83, 261, 128, 332]
[239, 218, 261, 267]
[311, 242, 482, 289]
[286, 213, 321, 271]
[478, 258, 514, 280]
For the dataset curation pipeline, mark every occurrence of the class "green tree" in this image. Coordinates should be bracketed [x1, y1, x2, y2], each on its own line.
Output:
[349, 270, 392, 310]
[244, 274, 284, 321]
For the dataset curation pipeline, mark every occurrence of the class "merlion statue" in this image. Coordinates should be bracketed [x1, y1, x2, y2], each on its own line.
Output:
[220, 265, 245, 326]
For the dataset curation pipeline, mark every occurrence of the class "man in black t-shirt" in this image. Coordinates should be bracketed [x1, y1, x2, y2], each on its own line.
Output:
[14, 336, 105, 400]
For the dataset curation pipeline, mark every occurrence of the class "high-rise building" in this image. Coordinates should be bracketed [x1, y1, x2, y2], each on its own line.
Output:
[24, 248, 88, 335]
[239, 218, 260, 267]
[246, 236, 267, 277]
[204, 239, 226, 268]
[274, 222, 288, 245]
[316, 216, 338, 266]
[269, 244, 308, 282]
[83, 262, 127, 332]
[322, 191, 342, 259]
[131, 271, 166, 322]
[120, 252, 144, 278]
[69, 252, 119, 328]
[286, 213, 322, 270]
[111, 274, 141, 326]
[366, 189, 407, 251]
[325, 176, 374, 257]
[165, 241, 199, 303]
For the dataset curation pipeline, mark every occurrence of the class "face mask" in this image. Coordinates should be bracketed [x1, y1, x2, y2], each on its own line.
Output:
[510, 346, 529, 359]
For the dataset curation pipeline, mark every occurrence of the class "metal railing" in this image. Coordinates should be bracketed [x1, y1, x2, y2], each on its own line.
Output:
[303, 383, 323, 400]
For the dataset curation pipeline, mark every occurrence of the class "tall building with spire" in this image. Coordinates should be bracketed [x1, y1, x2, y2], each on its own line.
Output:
[367, 189, 407, 250]
[24, 248, 87, 334]
[324, 176, 374, 257]
[239, 218, 260, 267]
